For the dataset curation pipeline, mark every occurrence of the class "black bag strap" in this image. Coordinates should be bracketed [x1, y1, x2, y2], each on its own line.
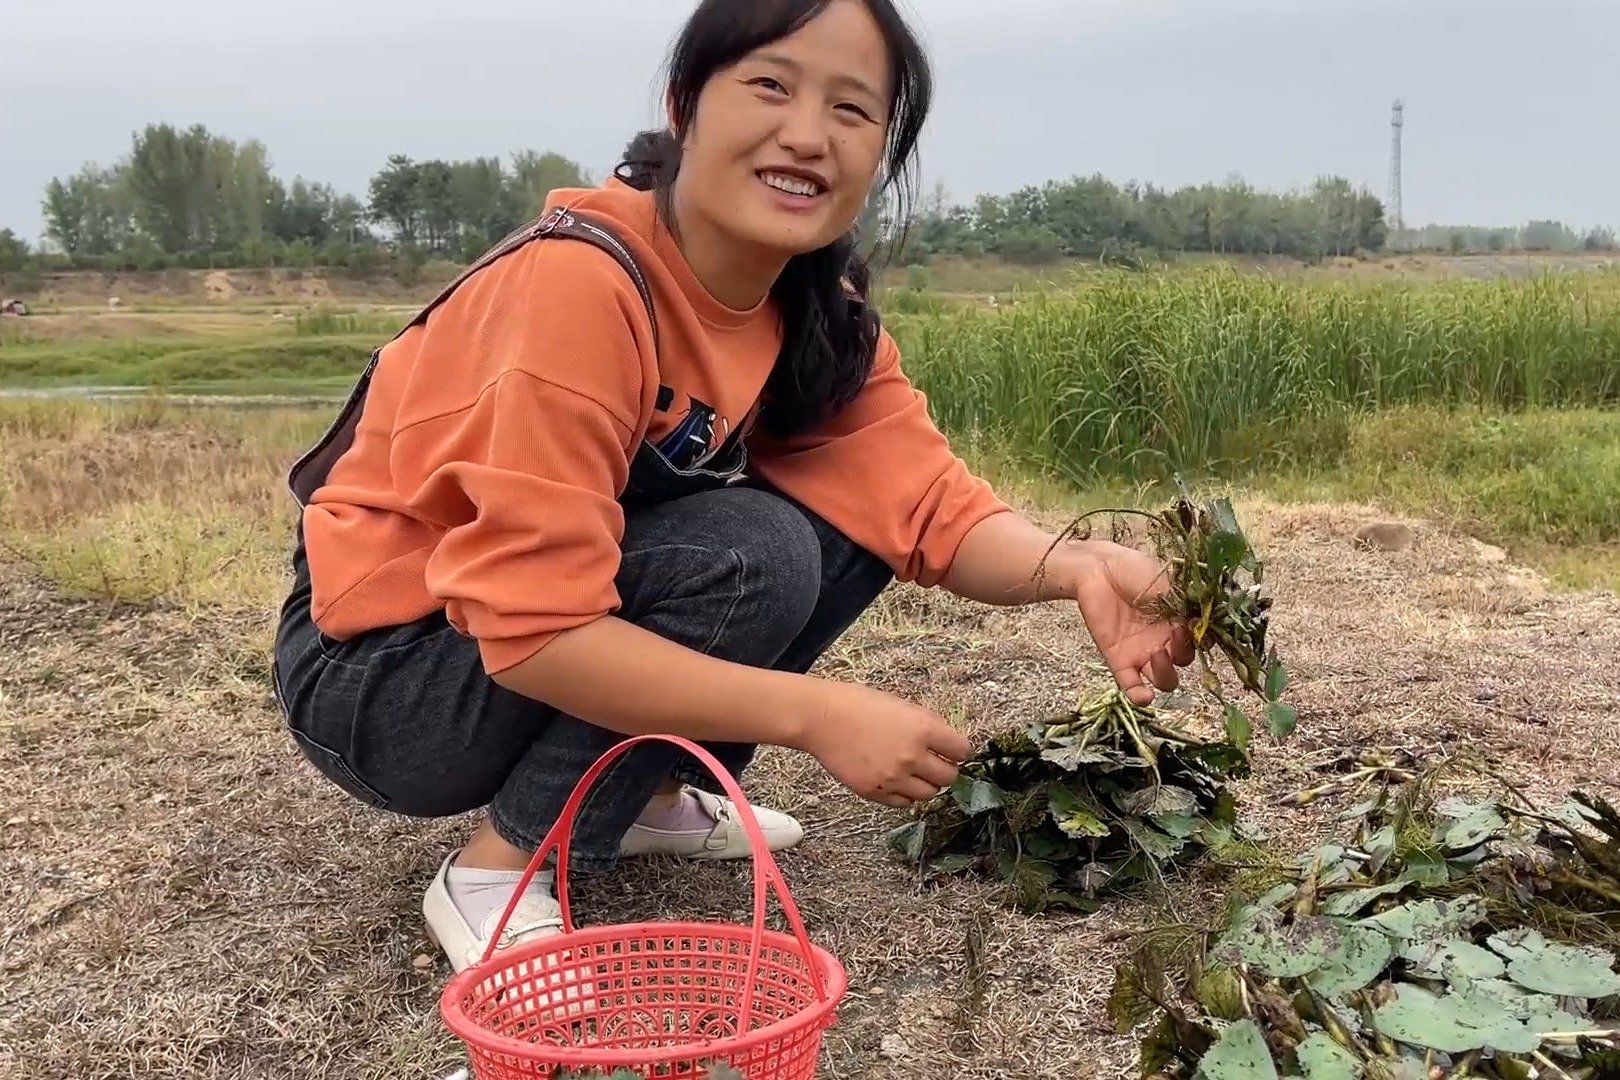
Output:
[286, 206, 661, 506]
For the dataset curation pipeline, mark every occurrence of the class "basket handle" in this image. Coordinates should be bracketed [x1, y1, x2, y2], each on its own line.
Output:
[480, 734, 832, 1010]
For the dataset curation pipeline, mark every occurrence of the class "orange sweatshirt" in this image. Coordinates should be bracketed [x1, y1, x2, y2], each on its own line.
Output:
[302, 181, 1011, 675]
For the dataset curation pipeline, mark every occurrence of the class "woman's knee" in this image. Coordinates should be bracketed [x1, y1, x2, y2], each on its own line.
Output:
[619, 486, 824, 665]
[725, 486, 824, 622]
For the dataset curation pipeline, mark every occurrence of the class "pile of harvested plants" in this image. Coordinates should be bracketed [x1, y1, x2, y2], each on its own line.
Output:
[888, 488, 1291, 911]
[1109, 762, 1620, 1078]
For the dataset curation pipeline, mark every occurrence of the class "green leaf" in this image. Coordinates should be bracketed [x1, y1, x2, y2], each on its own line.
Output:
[1044, 889, 1100, 913]
[1265, 701, 1298, 738]
[1181, 742, 1251, 777]
[1210, 789, 1240, 829]
[1155, 813, 1199, 840]
[1371, 984, 1539, 1055]
[999, 853, 1060, 912]
[1122, 818, 1187, 862]
[1219, 909, 1339, 979]
[1363, 897, 1487, 951]
[1192, 965, 1247, 1022]
[1397, 850, 1449, 886]
[926, 853, 976, 875]
[1519, 998, 1600, 1037]
[1047, 782, 1111, 839]
[1403, 938, 1506, 982]
[1302, 844, 1352, 885]
[1265, 659, 1289, 703]
[1295, 1033, 1359, 1080]
[1322, 881, 1410, 918]
[949, 775, 1007, 816]
[1040, 744, 1117, 771]
[1207, 530, 1249, 578]
[1485, 928, 1547, 965]
[1075, 861, 1114, 894]
[1440, 804, 1506, 853]
[1223, 703, 1252, 754]
[1364, 826, 1396, 876]
[1450, 977, 1544, 1018]
[1504, 941, 1620, 997]
[887, 820, 926, 862]
[1119, 784, 1199, 819]
[1140, 1014, 1182, 1075]
[1208, 498, 1244, 546]
[1195, 1019, 1278, 1080]
[1308, 922, 1394, 996]
[1107, 963, 1156, 1035]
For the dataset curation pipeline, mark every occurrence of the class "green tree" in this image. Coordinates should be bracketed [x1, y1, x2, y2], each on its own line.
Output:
[509, 150, 589, 214]
[368, 154, 422, 245]
[0, 228, 30, 272]
[414, 159, 458, 254]
[121, 122, 275, 255]
[42, 165, 134, 257]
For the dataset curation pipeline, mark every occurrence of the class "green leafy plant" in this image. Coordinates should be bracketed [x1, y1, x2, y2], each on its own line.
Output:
[1110, 766, 1620, 1078]
[886, 687, 1250, 912]
[1049, 483, 1294, 740]
[888, 489, 1289, 912]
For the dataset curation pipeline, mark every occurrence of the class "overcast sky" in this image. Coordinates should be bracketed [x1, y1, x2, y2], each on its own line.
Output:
[1, 0, 1611, 243]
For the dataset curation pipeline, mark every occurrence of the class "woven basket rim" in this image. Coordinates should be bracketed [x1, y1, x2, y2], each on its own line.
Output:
[438, 919, 849, 1069]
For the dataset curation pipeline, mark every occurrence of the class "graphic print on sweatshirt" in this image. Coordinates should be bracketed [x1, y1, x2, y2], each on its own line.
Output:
[652, 385, 727, 471]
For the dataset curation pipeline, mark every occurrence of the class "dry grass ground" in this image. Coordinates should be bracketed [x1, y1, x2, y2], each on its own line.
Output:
[1, 402, 1617, 1079]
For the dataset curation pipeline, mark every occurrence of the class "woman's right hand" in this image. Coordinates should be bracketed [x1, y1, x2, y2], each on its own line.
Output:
[796, 681, 974, 808]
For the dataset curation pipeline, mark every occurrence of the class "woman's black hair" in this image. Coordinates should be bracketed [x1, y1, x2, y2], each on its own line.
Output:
[615, 0, 933, 437]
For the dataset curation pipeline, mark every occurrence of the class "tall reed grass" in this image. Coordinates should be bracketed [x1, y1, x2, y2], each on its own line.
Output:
[890, 268, 1620, 483]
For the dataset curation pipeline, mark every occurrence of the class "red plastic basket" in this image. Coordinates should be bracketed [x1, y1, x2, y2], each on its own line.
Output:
[439, 735, 849, 1080]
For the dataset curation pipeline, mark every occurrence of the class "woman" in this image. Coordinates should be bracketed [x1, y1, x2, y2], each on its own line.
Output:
[272, 0, 1194, 972]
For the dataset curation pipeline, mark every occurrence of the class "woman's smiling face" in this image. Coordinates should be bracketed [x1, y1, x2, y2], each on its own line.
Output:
[673, 0, 894, 262]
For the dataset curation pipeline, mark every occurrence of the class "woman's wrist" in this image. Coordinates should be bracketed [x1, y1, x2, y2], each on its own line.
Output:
[942, 510, 1111, 608]
[1034, 538, 1109, 604]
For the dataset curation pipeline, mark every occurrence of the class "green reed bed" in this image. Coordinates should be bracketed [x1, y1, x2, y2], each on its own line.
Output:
[890, 268, 1620, 484]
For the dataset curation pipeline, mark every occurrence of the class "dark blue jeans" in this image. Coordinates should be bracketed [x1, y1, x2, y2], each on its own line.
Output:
[271, 483, 892, 872]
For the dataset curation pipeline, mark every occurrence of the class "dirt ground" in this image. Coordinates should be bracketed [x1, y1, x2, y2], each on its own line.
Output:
[2, 500, 1618, 1079]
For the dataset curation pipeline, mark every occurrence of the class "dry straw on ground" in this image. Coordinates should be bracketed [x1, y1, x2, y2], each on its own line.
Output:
[1, 410, 1617, 1079]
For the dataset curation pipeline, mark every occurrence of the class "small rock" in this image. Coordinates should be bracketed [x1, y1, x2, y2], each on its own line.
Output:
[880, 1034, 911, 1060]
[5, 815, 25, 827]
[1355, 522, 1415, 552]
[982, 680, 1001, 691]
[1469, 539, 1508, 564]
[412, 953, 435, 972]
[799, 795, 822, 809]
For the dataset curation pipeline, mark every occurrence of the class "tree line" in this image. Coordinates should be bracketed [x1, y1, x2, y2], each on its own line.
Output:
[7, 123, 591, 278]
[1392, 221, 1617, 256]
[891, 175, 1390, 265]
[1, 121, 1612, 284]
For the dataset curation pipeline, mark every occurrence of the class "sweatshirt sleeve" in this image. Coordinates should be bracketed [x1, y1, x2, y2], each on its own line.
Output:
[748, 327, 1012, 587]
[384, 240, 655, 675]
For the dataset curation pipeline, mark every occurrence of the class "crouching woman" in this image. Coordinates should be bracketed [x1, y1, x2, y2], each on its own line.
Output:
[271, 0, 1193, 971]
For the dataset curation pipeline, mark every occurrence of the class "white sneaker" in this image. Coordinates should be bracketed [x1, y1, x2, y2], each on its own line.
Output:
[620, 784, 805, 860]
[422, 850, 564, 974]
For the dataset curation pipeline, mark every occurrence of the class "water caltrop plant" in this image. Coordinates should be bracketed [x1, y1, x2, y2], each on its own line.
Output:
[1110, 767, 1620, 1078]
[888, 489, 1289, 910]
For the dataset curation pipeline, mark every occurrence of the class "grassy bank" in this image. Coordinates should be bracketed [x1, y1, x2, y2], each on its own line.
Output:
[0, 333, 375, 390]
[892, 267, 1620, 483]
[0, 400, 1614, 612]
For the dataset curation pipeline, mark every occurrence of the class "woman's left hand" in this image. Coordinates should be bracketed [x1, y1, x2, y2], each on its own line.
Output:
[1070, 541, 1196, 706]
